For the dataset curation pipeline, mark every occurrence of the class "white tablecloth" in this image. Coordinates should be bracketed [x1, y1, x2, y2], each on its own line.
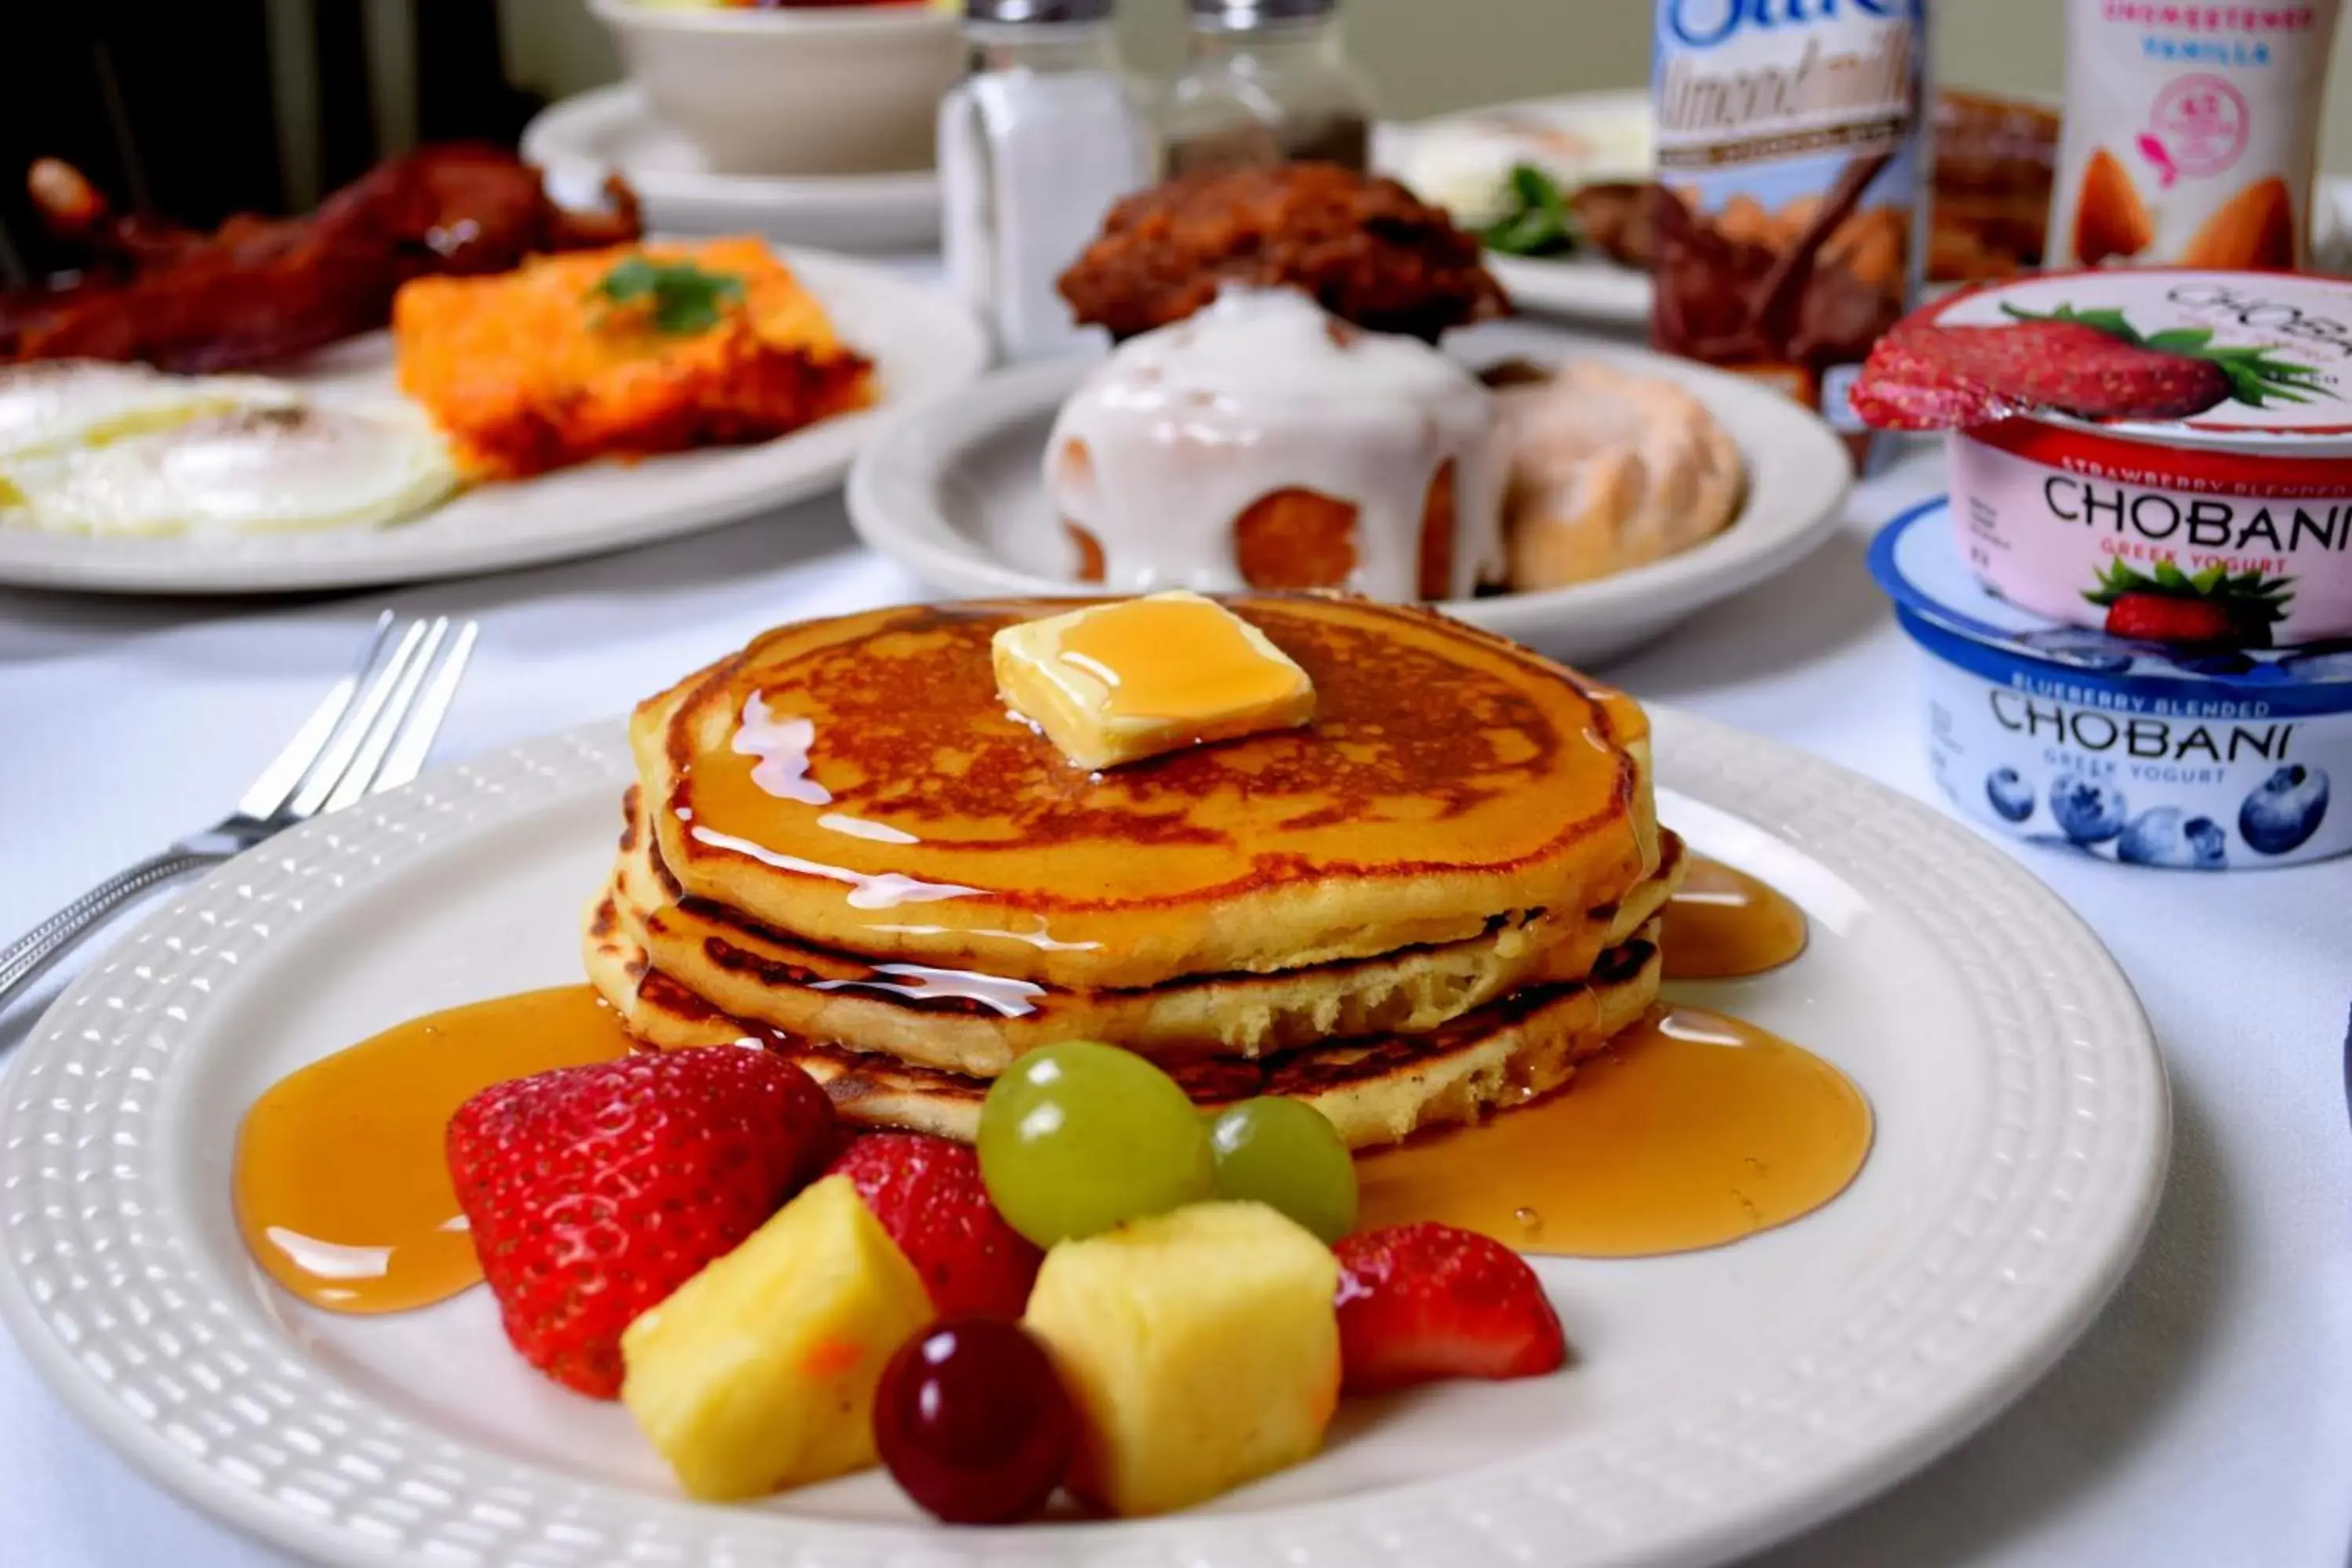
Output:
[1, 447, 2347, 1567]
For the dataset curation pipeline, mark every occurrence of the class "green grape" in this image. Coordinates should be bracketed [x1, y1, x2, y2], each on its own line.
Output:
[1207, 1097, 1357, 1244]
[977, 1041, 1214, 1247]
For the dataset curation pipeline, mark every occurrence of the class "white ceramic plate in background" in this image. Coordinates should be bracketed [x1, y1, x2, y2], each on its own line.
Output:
[0, 711, 2165, 1566]
[1379, 90, 1654, 328]
[524, 85, 942, 252]
[848, 321, 1853, 666]
[0, 250, 985, 596]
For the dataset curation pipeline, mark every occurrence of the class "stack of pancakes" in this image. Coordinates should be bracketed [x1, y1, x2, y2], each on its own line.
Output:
[585, 595, 1682, 1149]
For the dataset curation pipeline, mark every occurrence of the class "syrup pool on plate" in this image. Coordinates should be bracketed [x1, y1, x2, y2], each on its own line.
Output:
[1659, 853, 1809, 979]
[1356, 1006, 1871, 1258]
[233, 984, 632, 1313]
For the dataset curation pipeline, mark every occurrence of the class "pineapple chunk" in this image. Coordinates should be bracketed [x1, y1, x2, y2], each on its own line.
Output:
[1023, 1200, 1341, 1517]
[619, 1174, 933, 1501]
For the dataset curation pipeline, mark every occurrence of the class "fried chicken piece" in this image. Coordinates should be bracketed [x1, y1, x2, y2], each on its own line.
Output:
[1058, 163, 1508, 343]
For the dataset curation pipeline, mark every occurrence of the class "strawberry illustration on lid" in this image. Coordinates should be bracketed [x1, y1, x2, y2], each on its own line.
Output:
[1849, 268, 2352, 451]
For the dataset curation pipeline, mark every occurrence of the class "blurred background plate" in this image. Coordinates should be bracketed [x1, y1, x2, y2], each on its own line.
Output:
[0, 249, 985, 596]
[848, 320, 1853, 667]
[523, 85, 941, 252]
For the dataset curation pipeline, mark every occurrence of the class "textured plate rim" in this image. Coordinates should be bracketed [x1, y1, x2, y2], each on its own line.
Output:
[844, 341, 1854, 647]
[0, 249, 983, 596]
[0, 710, 2166, 1568]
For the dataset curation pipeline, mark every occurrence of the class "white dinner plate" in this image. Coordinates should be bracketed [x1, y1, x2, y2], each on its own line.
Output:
[0, 250, 986, 597]
[847, 321, 1853, 666]
[1379, 90, 1653, 328]
[524, 85, 942, 252]
[0, 710, 2165, 1567]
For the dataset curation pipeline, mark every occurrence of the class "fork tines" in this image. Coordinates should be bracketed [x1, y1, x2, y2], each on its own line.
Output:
[240, 613, 479, 826]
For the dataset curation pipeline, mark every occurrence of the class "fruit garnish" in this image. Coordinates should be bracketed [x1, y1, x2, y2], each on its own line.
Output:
[1851, 305, 2331, 430]
[445, 1044, 834, 1398]
[874, 1317, 1076, 1525]
[976, 1040, 1214, 1247]
[1207, 1096, 1358, 1244]
[2084, 558, 2292, 648]
[827, 1131, 1044, 1318]
[586, 255, 745, 335]
[621, 1174, 935, 1500]
[1024, 1201, 1341, 1518]
[1331, 1221, 1566, 1394]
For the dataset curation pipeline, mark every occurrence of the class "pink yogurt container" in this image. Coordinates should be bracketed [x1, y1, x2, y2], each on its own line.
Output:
[1871, 270, 2352, 651]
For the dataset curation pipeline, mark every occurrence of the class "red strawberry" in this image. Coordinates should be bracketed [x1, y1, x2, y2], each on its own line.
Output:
[826, 1132, 1043, 1318]
[2101, 593, 2240, 643]
[1331, 1222, 1566, 1394]
[447, 1045, 835, 1398]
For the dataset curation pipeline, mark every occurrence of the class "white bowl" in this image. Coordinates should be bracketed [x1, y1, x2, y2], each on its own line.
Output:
[588, 0, 961, 176]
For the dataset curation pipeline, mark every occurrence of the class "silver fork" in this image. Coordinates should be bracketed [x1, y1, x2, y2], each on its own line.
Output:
[0, 611, 478, 1014]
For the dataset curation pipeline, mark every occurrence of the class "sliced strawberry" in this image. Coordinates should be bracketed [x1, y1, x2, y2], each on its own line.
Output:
[2103, 593, 2241, 644]
[826, 1132, 1043, 1319]
[1331, 1222, 1566, 1394]
[446, 1045, 835, 1398]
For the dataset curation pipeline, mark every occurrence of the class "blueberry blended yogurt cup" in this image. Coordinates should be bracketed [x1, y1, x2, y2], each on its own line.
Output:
[1871, 499, 2352, 870]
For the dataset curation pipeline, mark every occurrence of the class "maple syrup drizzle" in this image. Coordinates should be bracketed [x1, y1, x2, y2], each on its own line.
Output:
[1057, 595, 1300, 720]
[1660, 855, 1809, 979]
[232, 985, 633, 1314]
[1355, 1006, 1871, 1258]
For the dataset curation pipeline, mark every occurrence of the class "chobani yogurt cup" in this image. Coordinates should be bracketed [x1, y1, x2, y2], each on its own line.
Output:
[1872, 497, 2352, 870]
[1851, 269, 2352, 648]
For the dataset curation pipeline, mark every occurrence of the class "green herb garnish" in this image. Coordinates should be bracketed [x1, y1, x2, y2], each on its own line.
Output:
[1478, 164, 1578, 257]
[588, 256, 746, 335]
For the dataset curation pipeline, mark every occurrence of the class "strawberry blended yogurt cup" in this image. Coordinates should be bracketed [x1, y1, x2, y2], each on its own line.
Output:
[1852, 269, 2352, 650]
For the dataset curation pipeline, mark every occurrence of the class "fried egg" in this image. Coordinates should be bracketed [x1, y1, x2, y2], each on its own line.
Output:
[0, 400, 459, 536]
[0, 360, 300, 461]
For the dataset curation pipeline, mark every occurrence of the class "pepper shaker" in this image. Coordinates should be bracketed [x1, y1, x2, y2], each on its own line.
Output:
[1162, 0, 1375, 177]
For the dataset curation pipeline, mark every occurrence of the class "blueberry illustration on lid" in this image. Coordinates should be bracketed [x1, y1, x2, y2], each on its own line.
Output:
[2050, 776, 2128, 844]
[2117, 808, 2227, 869]
[2240, 766, 2330, 855]
[1986, 768, 2034, 822]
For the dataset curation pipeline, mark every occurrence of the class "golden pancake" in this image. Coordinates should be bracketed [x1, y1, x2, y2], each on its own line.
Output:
[586, 881, 1662, 1150]
[606, 782, 1682, 1073]
[637, 596, 1656, 989]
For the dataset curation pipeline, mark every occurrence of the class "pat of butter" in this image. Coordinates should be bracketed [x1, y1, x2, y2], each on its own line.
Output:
[993, 592, 1316, 770]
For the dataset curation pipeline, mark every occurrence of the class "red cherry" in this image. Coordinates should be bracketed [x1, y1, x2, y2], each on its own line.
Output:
[874, 1318, 1073, 1525]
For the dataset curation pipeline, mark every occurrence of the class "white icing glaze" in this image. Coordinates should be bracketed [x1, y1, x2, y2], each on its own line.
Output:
[1043, 287, 1504, 600]
[687, 826, 982, 910]
[816, 811, 921, 845]
[733, 692, 832, 806]
[865, 921, 1105, 953]
[813, 963, 1045, 1018]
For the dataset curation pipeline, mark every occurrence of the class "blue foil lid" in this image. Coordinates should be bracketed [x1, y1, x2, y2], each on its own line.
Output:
[1870, 498, 2352, 706]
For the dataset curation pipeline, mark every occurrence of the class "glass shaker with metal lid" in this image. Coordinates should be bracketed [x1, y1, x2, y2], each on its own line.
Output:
[939, 0, 1154, 361]
[1162, 0, 1376, 176]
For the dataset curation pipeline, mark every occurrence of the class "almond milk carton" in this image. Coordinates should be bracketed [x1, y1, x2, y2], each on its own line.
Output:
[1649, 0, 1930, 452]
[2047, 1, 2343, 273]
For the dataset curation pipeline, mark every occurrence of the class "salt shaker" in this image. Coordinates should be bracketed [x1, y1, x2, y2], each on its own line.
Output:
[1162, 0, 1376, 177]
[939, 0, 1154, 363]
